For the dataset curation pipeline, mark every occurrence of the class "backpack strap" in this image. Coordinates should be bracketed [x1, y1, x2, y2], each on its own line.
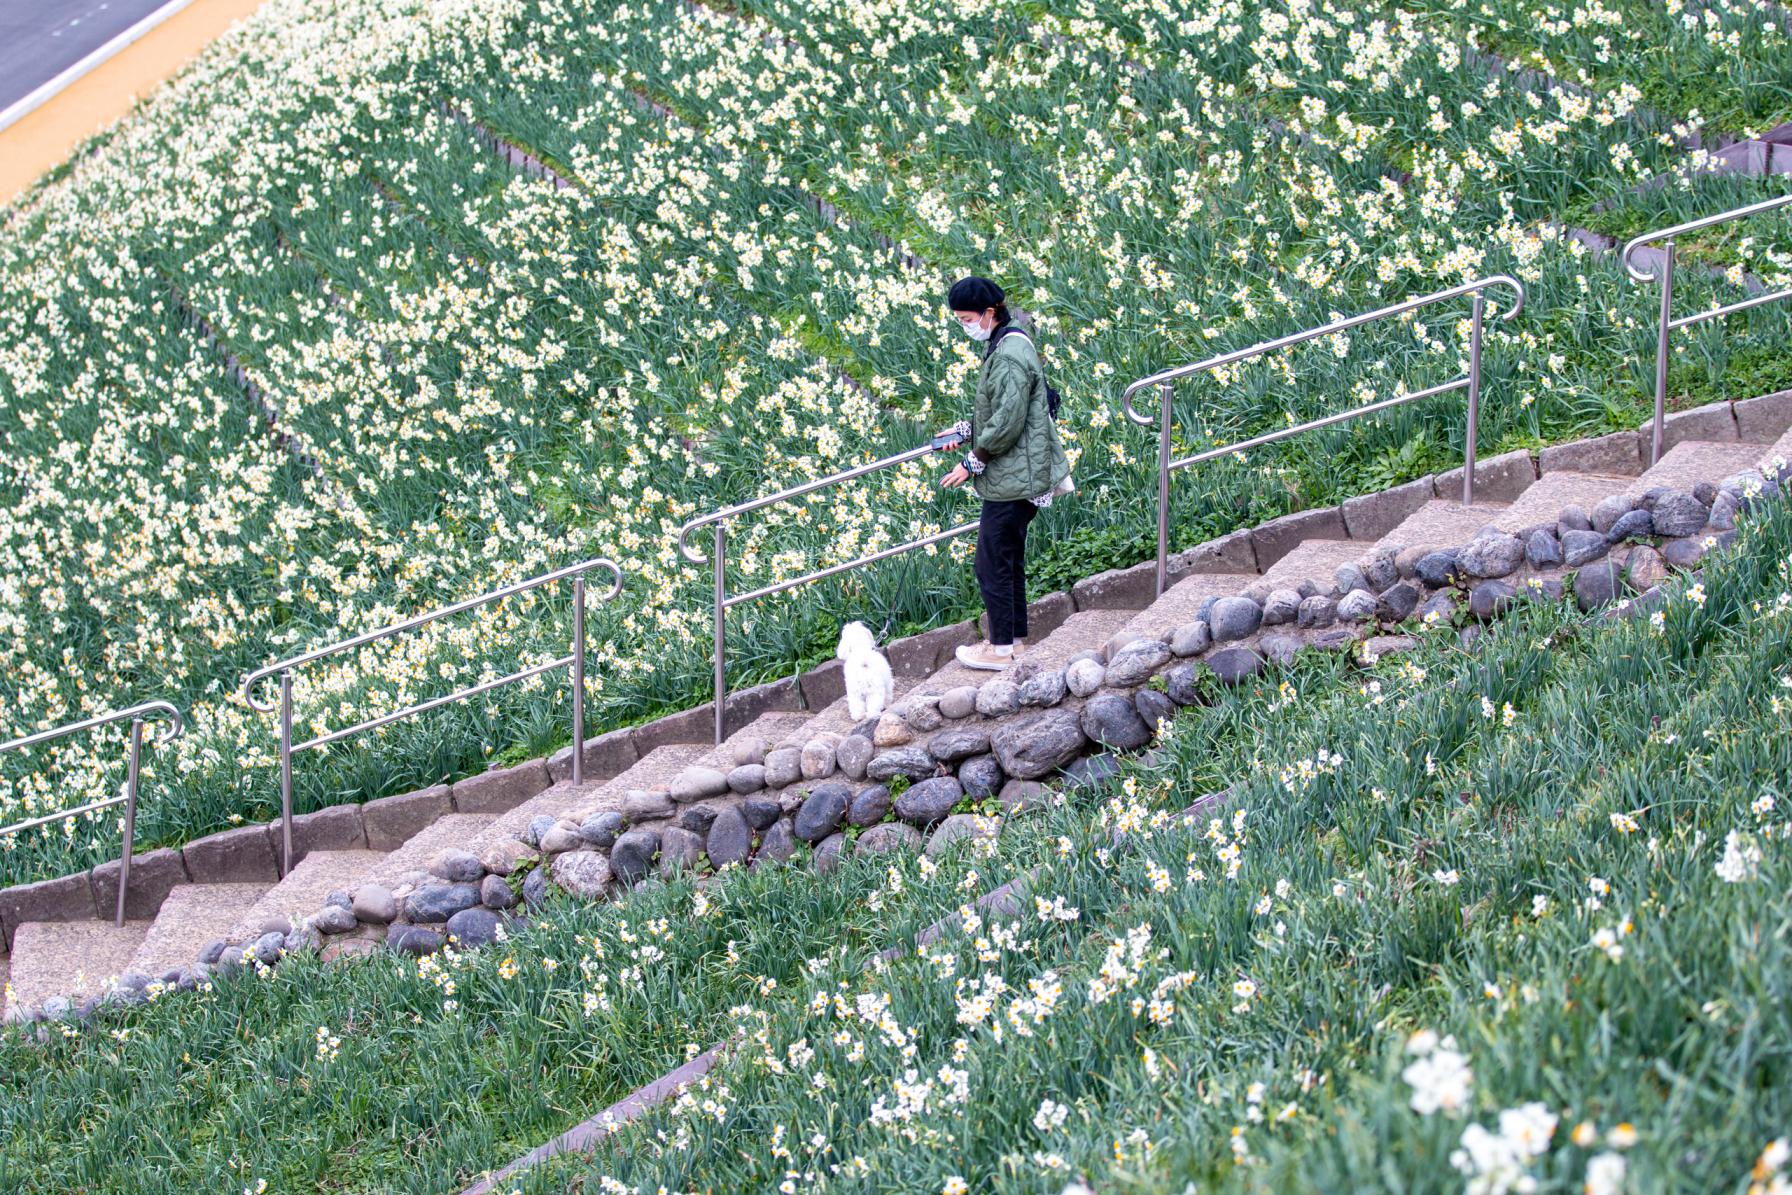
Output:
[986, 327, 1060, 420]
[987, 325, 1033, 352]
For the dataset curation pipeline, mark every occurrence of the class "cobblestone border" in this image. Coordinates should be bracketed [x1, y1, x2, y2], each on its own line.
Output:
[10, 399, 1786, 1023]
[6, 396, 1787, 959]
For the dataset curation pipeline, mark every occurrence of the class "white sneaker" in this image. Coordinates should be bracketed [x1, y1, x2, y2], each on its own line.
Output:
[956, 642, 1017, 671]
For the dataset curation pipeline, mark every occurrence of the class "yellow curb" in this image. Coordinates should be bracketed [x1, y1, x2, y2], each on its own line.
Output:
[0, 0, 270, 207]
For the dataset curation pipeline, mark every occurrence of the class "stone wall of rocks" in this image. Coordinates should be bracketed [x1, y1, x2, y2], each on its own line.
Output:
[272, 460, 1783, 965]
[10, 415, 1787, 1020]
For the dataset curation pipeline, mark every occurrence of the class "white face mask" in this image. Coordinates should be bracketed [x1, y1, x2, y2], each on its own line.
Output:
[961, 317, 991, 341]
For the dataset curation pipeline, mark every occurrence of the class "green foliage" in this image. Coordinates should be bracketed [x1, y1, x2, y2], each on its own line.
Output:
[4, 0, 1791, 904]
[8, 500, 1792, 1192]
[532, 495, 1792, 1194]
[1028, 520, 1157, 598]
[1672, 341, 1792, 410]
[1360, 430, 1446, 492]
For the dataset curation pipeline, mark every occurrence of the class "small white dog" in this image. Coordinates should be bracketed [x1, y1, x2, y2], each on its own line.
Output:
[838, 620, 895, 723]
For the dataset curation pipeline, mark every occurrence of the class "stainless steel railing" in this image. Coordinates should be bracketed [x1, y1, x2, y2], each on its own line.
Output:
[1622, 192, 1792, 465]
[677, 443, 975, 744]
[1120, 276, 1527, 596]
[0, 702, 185, 926]
[241, 558, 623, 875]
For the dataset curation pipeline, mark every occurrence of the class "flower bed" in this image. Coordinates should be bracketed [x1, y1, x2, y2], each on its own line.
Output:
[4, 471, 1789, 1193]
[3, 0, 1790, 898]
[535, 490, 1792, 1194]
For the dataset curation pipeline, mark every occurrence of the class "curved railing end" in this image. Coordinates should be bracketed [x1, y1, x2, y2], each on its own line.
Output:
[1483, 273, 1527, 321]
[676, 517, 712, 566]
[240, 670, 280, 716]
[592, 557, 625, 601]
[1618, 235, 1661, 284]
[1118, 377, 1163, 427]
[145, 700, 185, 747]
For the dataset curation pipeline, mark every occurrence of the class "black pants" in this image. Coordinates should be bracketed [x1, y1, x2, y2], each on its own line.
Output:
[975, 498, 1038, 646]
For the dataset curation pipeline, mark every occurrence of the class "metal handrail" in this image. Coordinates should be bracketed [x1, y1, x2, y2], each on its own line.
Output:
[0, 701, 185, 926]
[1621, 192, 1792, 465]
[240, 558, 624, 875]
[677, 442, 975, 744]
[1120, 275, 1526, 596]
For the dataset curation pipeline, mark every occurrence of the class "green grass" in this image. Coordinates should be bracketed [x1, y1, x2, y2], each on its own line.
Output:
[5, 0, 1792, 901]
[7, 493, 1791, 1192]
[0, 836, 991, 1192]
[1400, 0, 1792, 136]
[1567, 173, 1792, 270]
[529, 494, 1792, 1193]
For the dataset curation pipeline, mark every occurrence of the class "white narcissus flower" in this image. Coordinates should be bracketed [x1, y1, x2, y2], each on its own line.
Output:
[1402, 1035, 1474, 1117]
[0, 0, 1766, 934]
[1584, 1152, 1627, 1195]
[1716, 830, 1763, 884]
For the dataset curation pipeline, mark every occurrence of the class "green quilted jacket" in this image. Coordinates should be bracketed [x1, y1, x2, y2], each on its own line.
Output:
[968, 325, 1071, 502]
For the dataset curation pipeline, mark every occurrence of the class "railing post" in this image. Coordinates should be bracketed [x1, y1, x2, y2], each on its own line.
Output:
[571, 576, 586, 788]
[713, 523, 727, 746]
[115, 717, 144, 927]
[1155, 381, 1173, 597]
[278, 669, 294, 877]
[1463, 291, 1486, 507]
[1651, 240, 1676, 466]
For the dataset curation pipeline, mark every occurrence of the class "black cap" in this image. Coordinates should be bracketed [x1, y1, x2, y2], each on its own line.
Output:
[947, 275, 1004, 313]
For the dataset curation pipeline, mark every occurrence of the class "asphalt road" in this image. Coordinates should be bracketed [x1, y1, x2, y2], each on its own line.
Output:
[0, 0, 177, 112]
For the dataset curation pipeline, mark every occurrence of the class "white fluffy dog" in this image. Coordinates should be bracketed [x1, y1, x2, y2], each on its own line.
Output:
[838, 620, 895, 723]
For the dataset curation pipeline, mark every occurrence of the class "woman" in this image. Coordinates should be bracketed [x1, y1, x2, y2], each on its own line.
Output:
[939, 276, 1073, 671]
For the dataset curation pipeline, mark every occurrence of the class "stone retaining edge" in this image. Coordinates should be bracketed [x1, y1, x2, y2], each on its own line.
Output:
[3, 396, 1786, 953]
[10, 441, 1788, 1026]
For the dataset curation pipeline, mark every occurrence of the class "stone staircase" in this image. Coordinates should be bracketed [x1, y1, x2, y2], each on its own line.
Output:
[6, 394, 1791, 1021]
[6, 841, 394, 1017]
[458, 394, 1790, 893]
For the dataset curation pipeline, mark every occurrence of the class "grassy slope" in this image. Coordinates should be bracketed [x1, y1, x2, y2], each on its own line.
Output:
[4, 494, 1789, 1192]
[530, 498, 1792, 1192]
[4, 0, 1791, 891]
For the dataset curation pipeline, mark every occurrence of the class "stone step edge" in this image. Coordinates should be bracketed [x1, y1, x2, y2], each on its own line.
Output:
[437, 457, 1779, 948]
[12, 446, 1786, 1020]
[4, 392, 1788, 954]
[636, 428, 1792, 813]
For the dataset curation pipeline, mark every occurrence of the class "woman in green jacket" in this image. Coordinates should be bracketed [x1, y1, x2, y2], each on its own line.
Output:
[940, 276, 1073, 671]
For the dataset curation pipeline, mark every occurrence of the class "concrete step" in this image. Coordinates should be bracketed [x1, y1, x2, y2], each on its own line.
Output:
[468, 745, 710, 849]
[227, 849, 383, 940]
[791, 666, 940, 741]
[766, 610, 1128, 748]
[900, 608, 1138, 700]
[1120, 574, 1259, 642]
[701, 710, 812, 768]
[129, 882, 272, 980]
[1633, 439, 1765, 492]
[1493, 472, 1634, 532]
[1762, 425, 1792, 471]
[1259, 539, 1368, 589]
[4, 920, 150, 1019]
[458, 783, 593, 856]
[1377, 499, 1510, 552]
[356, 814, 500, 892]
